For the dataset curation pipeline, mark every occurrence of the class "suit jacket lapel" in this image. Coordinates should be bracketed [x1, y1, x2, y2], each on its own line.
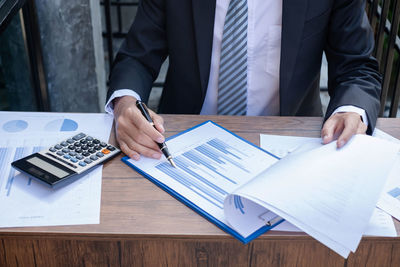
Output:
[280, 0, 308, 115]
[192, 0, 216, 97]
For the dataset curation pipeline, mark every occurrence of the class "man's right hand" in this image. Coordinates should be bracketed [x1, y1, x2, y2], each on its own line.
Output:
[113, 95, 166, 160]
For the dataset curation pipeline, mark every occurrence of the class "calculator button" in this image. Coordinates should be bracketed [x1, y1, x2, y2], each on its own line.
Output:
[90, 155, 98, 161]
[107, 145, 116, 151]
[82, 151, 90, 157]
[84, 158, 92, 164]
[62, 148, 70, 153]
[75, 148, 83, 154]
[88, 148, 95, 154]
[61, 141, 68, 147]
[86, 136, 94, 141]
[74, 142, 81, 147]
[48, 154, 77, 169]
[79, 161, 87, 167]
[70, 158, 78, 163]
[93, 139, 100, 144]
[101, 149, 110, 154]
[96, 152, 104, 157]
[94, 145, 101, 151]
[76, 155, 83, 160]
[68, 145, 75, 150]
[64, 154, 71, 159]
[67, 139, 75, 144]
[73, 133, 86, 140]
[55, 144, 62, 150]
[49, 147, 57, 152]
[57, 151, 64, 156]
[69, 151, 77, 156]
[80, 139, 87, 144]
[81, 145, 88, 150]
[100, 142, 107, 147]
[87, 142, 95, 147]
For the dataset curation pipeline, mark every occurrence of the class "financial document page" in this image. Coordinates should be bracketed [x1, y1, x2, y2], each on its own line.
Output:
[260, 133, 397, 237]
[0, 112, 113, 227]
[125, 121, 279, 226]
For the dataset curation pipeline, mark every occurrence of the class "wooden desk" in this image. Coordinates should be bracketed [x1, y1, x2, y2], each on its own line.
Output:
[1, 116, 400, 266]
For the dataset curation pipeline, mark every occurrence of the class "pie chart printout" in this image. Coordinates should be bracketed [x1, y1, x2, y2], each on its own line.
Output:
[2, 120, 28, 133]
[44, 119, 78, 132]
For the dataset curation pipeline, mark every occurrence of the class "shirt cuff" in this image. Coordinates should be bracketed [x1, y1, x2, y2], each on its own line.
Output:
[104, 89, 142, 115]
[331, 105, 368, 127]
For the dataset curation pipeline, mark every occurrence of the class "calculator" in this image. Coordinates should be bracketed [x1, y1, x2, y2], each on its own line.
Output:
[11, 133, 120, 188]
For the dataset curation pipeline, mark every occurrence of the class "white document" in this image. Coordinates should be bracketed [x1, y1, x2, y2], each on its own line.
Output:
[225, 134, 399, 258]
[0, 112, 113, 227]
[365, 208, 397, 237]
[125, 121, 280, 228]
[373, 129, 400, 222]
[259, 134, 321, 158]
[260, 133, 397, 238]
[127, 121, 399, 258]
[273, 208, 396, 237]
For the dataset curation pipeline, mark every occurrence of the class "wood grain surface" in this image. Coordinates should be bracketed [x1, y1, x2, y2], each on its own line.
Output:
[1, 115, 400, 266]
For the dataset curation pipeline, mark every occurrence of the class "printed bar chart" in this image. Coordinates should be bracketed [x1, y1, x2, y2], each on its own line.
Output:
[156, 138, 253, 209]
[1, 145, 45, 196]
[157, 162, 225, 208]
[6, 147, 25, 196]
[125, 121, 279, 231]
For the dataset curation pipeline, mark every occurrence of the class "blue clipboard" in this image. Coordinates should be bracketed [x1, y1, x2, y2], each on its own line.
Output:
[122, 120, 284, 244]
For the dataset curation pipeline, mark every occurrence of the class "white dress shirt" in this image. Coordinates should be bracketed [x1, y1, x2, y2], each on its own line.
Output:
[201, 0, 281, 115]
[105, 0, 367, 124]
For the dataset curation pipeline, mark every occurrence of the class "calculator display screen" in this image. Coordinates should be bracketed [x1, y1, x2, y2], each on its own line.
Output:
[27, 157, 69, 178]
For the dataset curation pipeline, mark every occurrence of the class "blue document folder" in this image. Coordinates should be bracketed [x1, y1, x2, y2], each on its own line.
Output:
[122, 120, 283, 243]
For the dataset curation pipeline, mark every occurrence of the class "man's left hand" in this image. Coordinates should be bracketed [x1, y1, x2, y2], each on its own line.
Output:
[321, 112, 367, 148]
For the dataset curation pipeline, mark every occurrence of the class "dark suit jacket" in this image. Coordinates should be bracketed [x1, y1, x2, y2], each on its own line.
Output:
[108, 0, 381, 134]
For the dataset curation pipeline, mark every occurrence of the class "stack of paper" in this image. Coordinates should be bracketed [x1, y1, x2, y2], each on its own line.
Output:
[123, 121, 399, 258]
[226, 134, 399, 257]
[0, 112, 113, 227]
[258, 130, 400, 256]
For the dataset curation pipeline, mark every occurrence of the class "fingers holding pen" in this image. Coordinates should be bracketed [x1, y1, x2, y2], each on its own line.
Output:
[134, 109, 165, 144]
[121, 137, 162, 160]
[113, 96, 165, 160]
[116, 117, 162, 159]
[136, 100, 175, 168]
[149, 109, 165, 134]
[119, 141, 140, 160]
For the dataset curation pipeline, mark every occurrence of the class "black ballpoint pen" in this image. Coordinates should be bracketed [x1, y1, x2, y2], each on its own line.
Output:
[136, 100, 177, 168]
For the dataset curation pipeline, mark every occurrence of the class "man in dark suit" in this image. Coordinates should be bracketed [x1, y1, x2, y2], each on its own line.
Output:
[106, 0, 381, 160]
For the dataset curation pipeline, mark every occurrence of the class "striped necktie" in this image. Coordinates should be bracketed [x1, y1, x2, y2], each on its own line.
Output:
[217, 0, 248, 115]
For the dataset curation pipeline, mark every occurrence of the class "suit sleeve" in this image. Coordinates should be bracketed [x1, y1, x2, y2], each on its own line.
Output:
[324, 0, 381, 134]
[107, 0, 167, 103]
